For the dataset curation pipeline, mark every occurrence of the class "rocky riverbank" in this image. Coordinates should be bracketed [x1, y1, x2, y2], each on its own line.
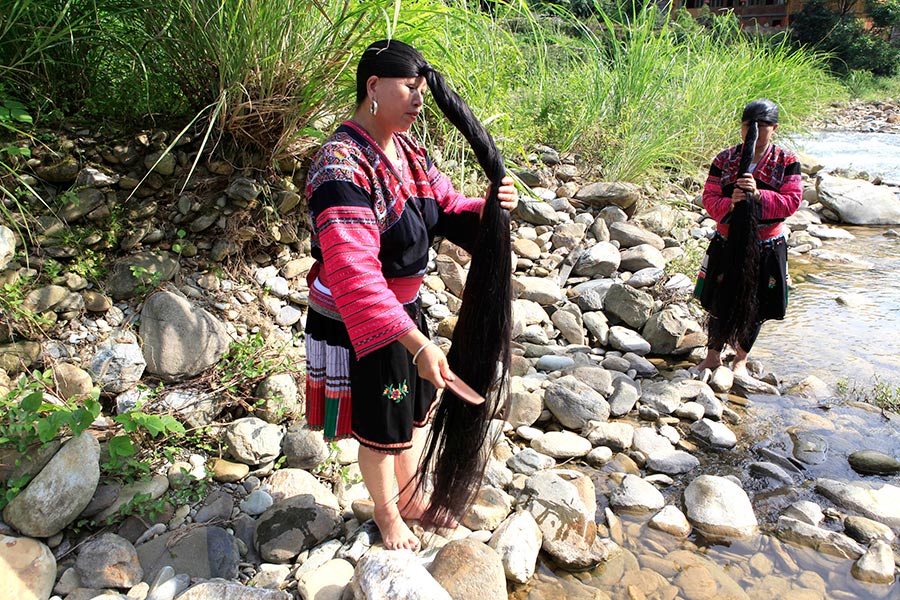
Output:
[1, 120, 900, 600]
[811, 98, 900, 134]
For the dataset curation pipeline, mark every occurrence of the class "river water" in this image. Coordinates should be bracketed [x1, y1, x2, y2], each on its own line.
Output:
[512, 131, 900, 600]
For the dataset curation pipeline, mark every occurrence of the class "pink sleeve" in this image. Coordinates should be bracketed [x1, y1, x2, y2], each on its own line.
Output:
[760, 172, 802, 221]
[316, 205, 416, 357]
[702, 173, 733, 223]
[428, 165, 485, 214]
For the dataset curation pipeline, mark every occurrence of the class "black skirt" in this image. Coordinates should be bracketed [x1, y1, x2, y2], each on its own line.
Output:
[694, 233, 789, 322]
[305, 300, 438, 454]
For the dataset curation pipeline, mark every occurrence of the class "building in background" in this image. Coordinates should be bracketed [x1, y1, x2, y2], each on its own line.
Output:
[672, 0, 864, 30]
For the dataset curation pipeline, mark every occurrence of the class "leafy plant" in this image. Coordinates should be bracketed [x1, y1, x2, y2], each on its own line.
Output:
[836, 375, 900, 412]
[130, 265, 165, 295]
[213, 332, 295, 403]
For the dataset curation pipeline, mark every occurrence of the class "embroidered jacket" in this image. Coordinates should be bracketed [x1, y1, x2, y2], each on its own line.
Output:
[702, 143, 802, 240]
[305, 120, 483, 358]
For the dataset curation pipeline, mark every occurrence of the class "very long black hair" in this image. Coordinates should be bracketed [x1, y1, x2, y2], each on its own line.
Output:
[715, 99, 779, 348]
[357, 40, 512, 525]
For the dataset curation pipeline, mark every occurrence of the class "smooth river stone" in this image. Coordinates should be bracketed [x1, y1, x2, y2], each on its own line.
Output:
[848, 450, 900, 475]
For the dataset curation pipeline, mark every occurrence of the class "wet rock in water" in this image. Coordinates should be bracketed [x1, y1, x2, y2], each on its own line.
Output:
[815, 478, 900, 528]
[781, 500, 825, 528]
[488, 510, 542, 584]
[749, 461, 794, 485]
[3, 431, 100, 537]
[690, 418, 737, 449]
[429, 539, 507, 600]
[352, 550, 451, 599]
[816, 173, 900, 224]
[756, 447, 804, 475]
[785, 375, 831, 400]
[176, 581, 290, 599]
[75, 533, 143, 588]
[843, 514, 896, 545]
[531, 430, 592, 460]
[295, 558, 353, 600]
[460, 486, 513, 531]
[520, 470, 612, 571]
[136, 526, 240, 582]
[649, 505, 691, 537]
[789, 429, 828, 465]
[255, 494, 342, 562]
[609, 474, 665, 513]
[506, 448, 556, 476]
[732, 371, 780, 396]
[848, 449, 900, 475]
[645, 450, 699, 475]
[0, 534, 56, 600]
[543, 376, 610, 429]
[683, 475, 758, 539]
[775, 516, 865, 560]
[851, 540, 896, 584]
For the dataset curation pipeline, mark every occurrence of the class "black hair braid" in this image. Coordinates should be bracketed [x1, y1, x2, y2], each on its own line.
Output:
[414, 65, 512, 526]
[717, 120, 761, 349]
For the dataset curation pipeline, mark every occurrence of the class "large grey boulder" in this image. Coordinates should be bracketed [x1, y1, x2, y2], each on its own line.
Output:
[573, 242, 620, 278]
[3, 431, 100, 537]
[603, 284, 654, 329]
[543, 376, 610, 429]
[89, 343, 146, 394]
[106, 251, 179, 300]
[817, 173, 900, 224]
[815, 478, 900, 528]
[136, 526, 240, 583]
[351, 551, 451, 600]
[254, 495, 342, 562]
[574, 181, 640, 210]
[609, 221, 665, 249]
[429, 539, 507, 600]
[140, 291, 231, 381]
[683, 475, 758, 539]
[488, 511, 542, 584]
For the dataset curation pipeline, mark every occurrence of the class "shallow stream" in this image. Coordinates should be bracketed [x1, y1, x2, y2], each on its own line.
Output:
[511, 131, 900, 599]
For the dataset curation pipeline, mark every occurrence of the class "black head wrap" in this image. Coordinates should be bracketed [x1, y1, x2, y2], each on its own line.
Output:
[355, 40, 431, 103]
[741, 98, 779, 125]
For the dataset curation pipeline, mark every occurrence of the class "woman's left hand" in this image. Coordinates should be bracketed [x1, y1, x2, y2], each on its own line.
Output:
[482, 176, 518, 216]
[735, 173, 760, 200]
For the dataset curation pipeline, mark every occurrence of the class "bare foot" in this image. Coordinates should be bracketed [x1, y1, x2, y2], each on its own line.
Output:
[732, 363, 750, 378]
[696, 356, 722, 372]
[399, 497, 459, 530]
[373, 503, 420, 551]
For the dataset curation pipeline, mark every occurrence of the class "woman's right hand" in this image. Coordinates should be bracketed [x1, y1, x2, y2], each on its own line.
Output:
[416, 343, 454, 389]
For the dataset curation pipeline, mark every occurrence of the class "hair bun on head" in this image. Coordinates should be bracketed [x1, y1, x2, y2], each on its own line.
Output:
[742, 98, 779, 124]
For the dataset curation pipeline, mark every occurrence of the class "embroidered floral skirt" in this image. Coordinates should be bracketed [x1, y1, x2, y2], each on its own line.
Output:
[305, 300, 438, 454]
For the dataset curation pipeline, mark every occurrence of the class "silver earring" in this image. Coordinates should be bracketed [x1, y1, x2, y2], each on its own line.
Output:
[370, 99, 378, 116]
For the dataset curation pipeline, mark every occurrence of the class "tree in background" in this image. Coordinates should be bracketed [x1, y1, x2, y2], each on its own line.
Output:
[790, 0, 900, 76]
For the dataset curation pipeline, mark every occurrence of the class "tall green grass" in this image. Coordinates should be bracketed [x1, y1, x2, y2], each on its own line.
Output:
[0, 0, 845, 182]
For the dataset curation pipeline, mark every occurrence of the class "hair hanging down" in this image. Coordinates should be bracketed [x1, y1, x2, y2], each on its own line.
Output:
[358, 40, 512, 524]
[715, 99, 779, 348]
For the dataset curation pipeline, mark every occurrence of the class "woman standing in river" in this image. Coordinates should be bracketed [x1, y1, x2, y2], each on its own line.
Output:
[694, 99, 802, 377]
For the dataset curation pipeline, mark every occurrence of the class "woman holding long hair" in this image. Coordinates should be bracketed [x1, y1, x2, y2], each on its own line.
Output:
[694, 99, 802, 376]
[303, 39, 517, 550]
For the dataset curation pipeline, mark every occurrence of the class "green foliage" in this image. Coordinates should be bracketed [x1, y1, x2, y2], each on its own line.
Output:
[129, 265, 165, 295]
[215, 332, 295, 403]
[0, 271, 55, 337]
[836, 375, 900, 412]
[791, 0, 900, 77]
[315, 441, 361, 486]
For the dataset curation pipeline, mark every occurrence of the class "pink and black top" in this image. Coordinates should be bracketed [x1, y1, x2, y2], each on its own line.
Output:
[702, 143, 803, 240]
[305, 120, 484, 358]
